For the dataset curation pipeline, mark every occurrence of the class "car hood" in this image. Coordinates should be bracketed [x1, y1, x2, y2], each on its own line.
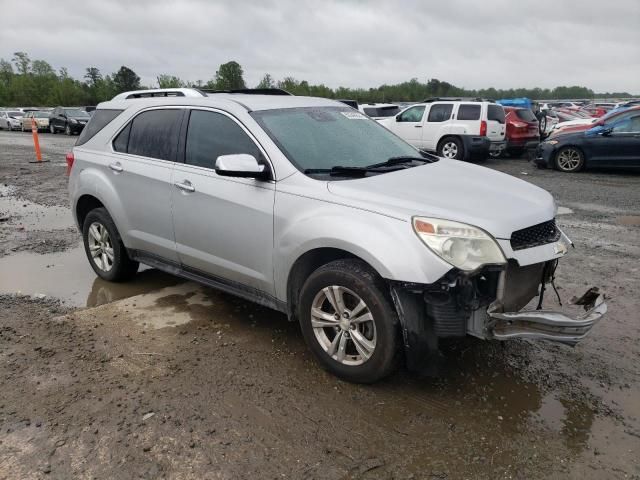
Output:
[70, 116, 90, 121]
[326, 159, 555, 239]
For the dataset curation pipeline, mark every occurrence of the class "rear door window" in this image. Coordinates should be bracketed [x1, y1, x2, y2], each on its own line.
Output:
[427, 104, 453, 122]
[76, 109, 123, 146]
[115, 109, 182, 161]
[457, 104, 481, 121]
[185, 110, 262, 169]
[487, 105, 506, 124]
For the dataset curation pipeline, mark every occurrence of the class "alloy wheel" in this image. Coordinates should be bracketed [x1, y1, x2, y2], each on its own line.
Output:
[311, 286, 377, 366]
[87, 222, 114, 272]
[556, 148, 582, 172]
[442, 142, 458, 158]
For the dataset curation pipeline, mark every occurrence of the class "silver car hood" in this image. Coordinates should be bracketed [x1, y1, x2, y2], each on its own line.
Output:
[326, 159, 555, 239]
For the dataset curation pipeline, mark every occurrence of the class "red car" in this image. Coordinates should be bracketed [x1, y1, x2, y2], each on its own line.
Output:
[549, 105, 640, 138]
[503, 107, 540, 156]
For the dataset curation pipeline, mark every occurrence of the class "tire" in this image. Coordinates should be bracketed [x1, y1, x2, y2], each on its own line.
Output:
[298, 259, 400, 383]
[64, 123, 71, 136]
[539, 116, 547, 137]
[82, 207, 139, 282]
[437, 137, 463, 160]
[554, 147, 584, 173]
[50, 124, 56, 134]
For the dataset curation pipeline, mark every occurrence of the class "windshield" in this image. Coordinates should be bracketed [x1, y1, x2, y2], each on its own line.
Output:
[251, 107, 420, 173]
[64, 108, 90, 118]
[33, 112, 49, 118]
[8, 111, 23, 117]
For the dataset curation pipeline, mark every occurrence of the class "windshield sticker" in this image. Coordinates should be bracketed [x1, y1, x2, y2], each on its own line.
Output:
[341, 111, 367, 120]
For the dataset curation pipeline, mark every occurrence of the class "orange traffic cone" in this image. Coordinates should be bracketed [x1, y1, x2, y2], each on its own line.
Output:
[29, 117, 49, 163]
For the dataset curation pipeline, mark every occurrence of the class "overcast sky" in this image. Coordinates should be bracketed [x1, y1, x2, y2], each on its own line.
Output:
[2, 0, 639, 93]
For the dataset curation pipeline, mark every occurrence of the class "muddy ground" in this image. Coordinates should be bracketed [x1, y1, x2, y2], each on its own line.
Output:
[0, 130, 638, 479]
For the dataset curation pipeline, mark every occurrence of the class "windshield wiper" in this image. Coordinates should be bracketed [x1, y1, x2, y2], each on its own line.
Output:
[304, 166, 375, 177]
[366, 154, 437, 169]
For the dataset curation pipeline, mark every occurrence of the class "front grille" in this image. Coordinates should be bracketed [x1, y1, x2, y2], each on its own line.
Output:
[510, 219, 560, 251]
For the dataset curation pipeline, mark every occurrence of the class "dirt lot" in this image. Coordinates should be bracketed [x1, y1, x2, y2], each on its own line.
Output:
[1, 130, 639, 479]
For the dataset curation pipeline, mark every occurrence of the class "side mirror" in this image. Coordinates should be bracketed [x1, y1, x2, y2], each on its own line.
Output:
[601, 127, 613, 136]
[215, 154, 269, 180]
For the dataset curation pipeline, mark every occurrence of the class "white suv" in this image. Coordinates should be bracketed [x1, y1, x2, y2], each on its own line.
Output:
[378, 99, 506, 160]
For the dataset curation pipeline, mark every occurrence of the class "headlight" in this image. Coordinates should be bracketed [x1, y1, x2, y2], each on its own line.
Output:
[69, 118, 78, 124]
[545, 140, 559, 145]
[412, 217, 506, 271]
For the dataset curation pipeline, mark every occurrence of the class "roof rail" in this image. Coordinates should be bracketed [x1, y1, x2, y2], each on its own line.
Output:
[111, 88, 207, 100]
[201, 88, 293, 96]
[422, 97, 495, 103]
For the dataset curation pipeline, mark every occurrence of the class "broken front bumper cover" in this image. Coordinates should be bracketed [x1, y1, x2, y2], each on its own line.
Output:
[487, 289, 607, 346]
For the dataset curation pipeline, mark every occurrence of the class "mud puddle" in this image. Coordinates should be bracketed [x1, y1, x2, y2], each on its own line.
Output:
[0, 245, 181, 307]
[0, 185, 73, 230]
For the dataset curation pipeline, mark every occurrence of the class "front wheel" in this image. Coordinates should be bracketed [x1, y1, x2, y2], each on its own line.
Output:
[298, 259, 399, 383]
[82, 208, 139, 282]
[437, 137, 463, 160]
[555, 147, 584, 172]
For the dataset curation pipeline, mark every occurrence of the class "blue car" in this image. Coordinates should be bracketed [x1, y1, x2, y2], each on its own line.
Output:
[535, 109, 640, 172]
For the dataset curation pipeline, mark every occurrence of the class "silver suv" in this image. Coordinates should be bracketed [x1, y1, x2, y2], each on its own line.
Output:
[68, 88, 606, 383]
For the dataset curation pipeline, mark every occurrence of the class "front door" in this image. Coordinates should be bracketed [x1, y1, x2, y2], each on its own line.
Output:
[587, 114, 640, 167]
[422, 103, 453, 151]
[171, 109, 276, 296]
[390, 105, 426, 149]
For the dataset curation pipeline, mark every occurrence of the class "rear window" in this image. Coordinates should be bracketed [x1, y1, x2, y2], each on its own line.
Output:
[76, 109, 123, 146]
[363, 106, 400, 117]
[113, 109, 182, 161]
[457, 104, 481, 120]
[515, 109, 537, 122]
[487, 104, 505, 124]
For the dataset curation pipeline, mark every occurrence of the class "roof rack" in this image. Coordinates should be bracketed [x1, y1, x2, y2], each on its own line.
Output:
[201, 88, 293, 96]
[112, 88, 207, 100]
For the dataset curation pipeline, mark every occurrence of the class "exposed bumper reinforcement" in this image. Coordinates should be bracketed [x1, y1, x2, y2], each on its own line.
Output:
[487, 289, 607, 346]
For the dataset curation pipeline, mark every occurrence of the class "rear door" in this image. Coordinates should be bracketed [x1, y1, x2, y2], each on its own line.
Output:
[486, 104, 506, 141]
[109, 107, 183, 262]
[422, 103, 453, 151]
[390, 105, 426, 148]
[171, 108, 276, 295]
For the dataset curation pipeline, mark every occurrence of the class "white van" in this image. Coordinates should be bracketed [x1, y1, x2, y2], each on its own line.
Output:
[379, 99, 506, 160]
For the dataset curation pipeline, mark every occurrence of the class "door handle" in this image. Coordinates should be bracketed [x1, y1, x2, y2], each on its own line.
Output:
[109, 162, 123, 173]
[414, 125, 422, 128]
[175, 180, 195, 193]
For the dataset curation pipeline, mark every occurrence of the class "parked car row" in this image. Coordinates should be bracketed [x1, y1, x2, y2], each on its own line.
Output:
[0, 106, 94, 135]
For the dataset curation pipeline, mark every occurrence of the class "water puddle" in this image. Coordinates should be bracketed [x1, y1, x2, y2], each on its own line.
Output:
[0, 245, 181, 307]
[0, 185, 73, 230]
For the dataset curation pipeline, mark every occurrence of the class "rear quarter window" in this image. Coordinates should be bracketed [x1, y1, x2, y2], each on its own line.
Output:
[115, 109, 182, 161]
[76, 109, 123, 146]
[487, 104, 505, 124]
[457, 104, 481, 121]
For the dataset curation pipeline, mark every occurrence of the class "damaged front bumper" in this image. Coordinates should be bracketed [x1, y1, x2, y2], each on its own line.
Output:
[486, 288, 607, 346]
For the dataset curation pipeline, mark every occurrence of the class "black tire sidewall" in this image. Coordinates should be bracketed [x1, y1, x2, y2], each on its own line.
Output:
[298, 260, 399, 383]
[82, 208, 138, 282]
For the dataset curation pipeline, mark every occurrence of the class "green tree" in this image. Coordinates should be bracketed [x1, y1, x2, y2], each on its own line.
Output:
[213, 61, 246, 90]
[256, 73, 275, 89]
[112, 66, 141, 93]
[12, 52, 30, 75]
[157, 74, 184, 88]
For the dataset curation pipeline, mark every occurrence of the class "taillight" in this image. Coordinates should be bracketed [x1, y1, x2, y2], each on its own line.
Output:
[480, 120, 487, 136]
[65, 152, 74, 176]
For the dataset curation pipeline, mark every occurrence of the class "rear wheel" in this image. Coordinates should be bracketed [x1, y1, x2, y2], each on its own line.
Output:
[82, 208, 139, 282]
[555, 147, 584, 172]
[298, 259, 399, 383]
[437, 137, 463, 160]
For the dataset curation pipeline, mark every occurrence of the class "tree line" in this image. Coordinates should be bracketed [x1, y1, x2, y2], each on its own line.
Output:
[0, 52, 634, 107]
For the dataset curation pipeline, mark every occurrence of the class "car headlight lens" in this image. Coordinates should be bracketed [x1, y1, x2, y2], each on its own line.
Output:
[69, 118, 78, 124]
[545, 140, 559, 145]
[412, 217, 506, 271]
